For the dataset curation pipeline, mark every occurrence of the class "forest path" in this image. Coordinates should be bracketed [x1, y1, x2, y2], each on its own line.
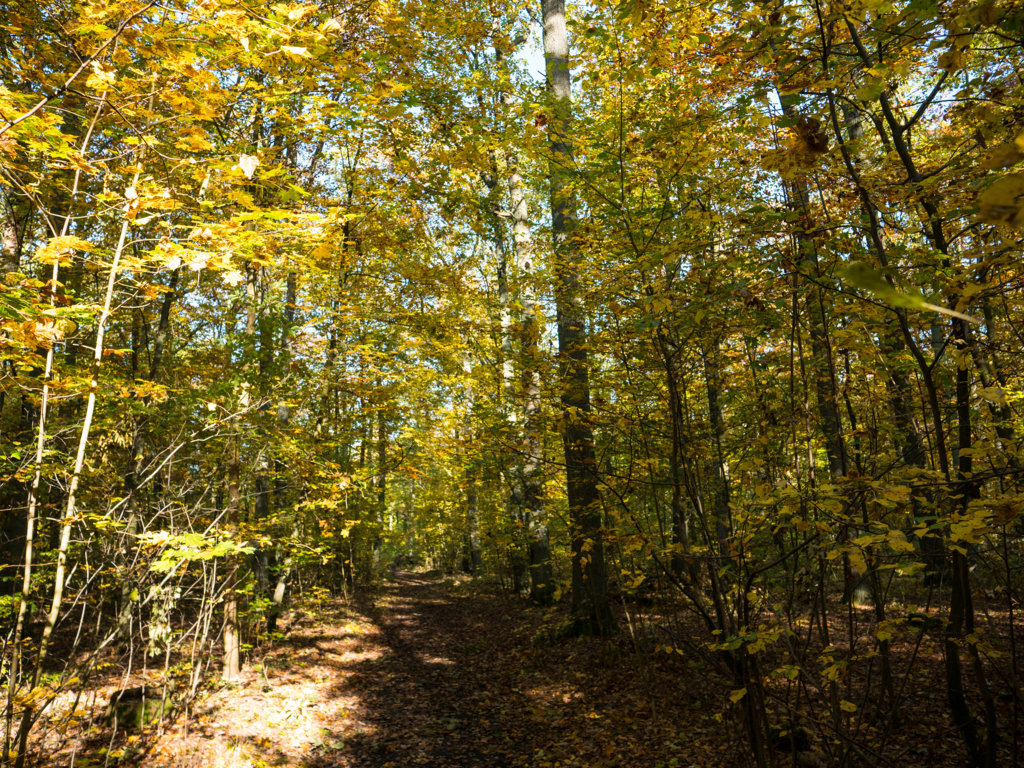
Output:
[133, 572, 728, 768]
[307, 572, 530, 767]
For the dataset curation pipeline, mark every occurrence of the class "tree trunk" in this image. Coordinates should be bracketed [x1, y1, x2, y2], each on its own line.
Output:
[375, 405, 387, 575]
[222, 436, 242, 682]
[267, 268, 298, 632]
[1, 186, 23, 275]
[14, 165, 140, 766]
[3, 102, 104, 762]
[837, 22, 998, 758]
[541, 0, 613, 635]
[508, 149, 553, 604]
[462, 355, 483, 573]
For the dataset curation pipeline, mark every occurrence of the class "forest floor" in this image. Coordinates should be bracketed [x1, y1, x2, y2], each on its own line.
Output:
[29, 572, 1013, 768]
[38, 572, 736, 768]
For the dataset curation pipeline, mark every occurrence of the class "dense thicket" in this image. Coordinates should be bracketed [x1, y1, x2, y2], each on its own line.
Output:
[1, 0, 1022, 764]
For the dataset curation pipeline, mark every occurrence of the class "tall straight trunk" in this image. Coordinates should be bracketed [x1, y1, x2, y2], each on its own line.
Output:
[772, 85, 854, 618]
[493, 38, 552, 591]
[826, 97, 937, 649]
[375, 405, 387, 573]
[766, 54, 849, 752]
[266, 268, 298, 632]
[222, 434, 242, 681]
[117, 314, 146, 644]
[492, 183, 514, 401]
[247, 266, 273, 599]
[149, 269, 179, 381]
[484, 132, 527, 593]
[508, 151, 553, 604]
[462, 355, 482, 572]
[774, 90, 847, 481]
[464, 473, 482, 573]
[541, 0, 613, 635]
[767, 29, 846, 479]
[655, 330, 690, 573]
[702, 342, 732, 546]
[222, 241, 265, 684]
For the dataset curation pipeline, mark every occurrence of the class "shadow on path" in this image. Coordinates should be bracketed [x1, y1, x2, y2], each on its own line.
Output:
[303, 573, 531, 768]
[117, 571, 727, 768]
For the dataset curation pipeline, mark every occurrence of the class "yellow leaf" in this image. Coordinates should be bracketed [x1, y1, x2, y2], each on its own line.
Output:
[321, 16, 343, 33]
[312, 243, 333, 261]
[840, 700, 857, 713]
[222, 270, 245, 287]
[981, 143, 1024, 171]
[977, 386, 1007, 405]
[281, 45, 311, 61]
[36, 236, 93, 265]
[85, 61, 116, 90]
[729, 687, 747, 703]
[287, 3, 317, 20]
[887, 530, 915, 554]
[978, 173, 1024, 228]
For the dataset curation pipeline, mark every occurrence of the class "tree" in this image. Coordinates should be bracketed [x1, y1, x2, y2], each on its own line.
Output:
[542, 0, 614, 636]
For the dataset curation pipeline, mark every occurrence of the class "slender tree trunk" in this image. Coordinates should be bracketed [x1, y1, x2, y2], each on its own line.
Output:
[266, 269, 298, 632]
[485, 137, 528, 594]
[836, 23, 998, 758]
[462, 355, 483, 572]
[222, 434, 242, 682]
[702, 342, 732, 547]
[221, 256, 262, 684]
[149, 269, 179, 381]
[14, 162, 140, 767]
[507, 150, 553, 604]
[655, 330, 690, 574]
[3, 101, 105, 762]
[541, 0, 613, 635]
[375, 405, 387, 575]
[774, 90, 847, 482]
[1, 186, 22, 275]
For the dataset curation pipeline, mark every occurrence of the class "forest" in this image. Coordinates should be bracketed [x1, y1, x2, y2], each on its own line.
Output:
[1, 0, 1023, 765]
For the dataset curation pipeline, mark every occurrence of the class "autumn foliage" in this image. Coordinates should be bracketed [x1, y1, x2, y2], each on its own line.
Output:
[1, 0, 1022, 765]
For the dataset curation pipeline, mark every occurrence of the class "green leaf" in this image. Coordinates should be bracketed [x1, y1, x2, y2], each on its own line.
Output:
[839, 262, 979, 323]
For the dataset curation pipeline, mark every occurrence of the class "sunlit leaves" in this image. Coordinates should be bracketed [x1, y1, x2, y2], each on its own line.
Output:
[237, 154, 260, 179]
[85, 60, 116, 90]
[36, 236, 94, 266]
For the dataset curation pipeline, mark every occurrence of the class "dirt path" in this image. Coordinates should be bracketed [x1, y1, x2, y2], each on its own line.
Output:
[42, 572, 1013, 768]
[307, 573, 529, 768]
[91, 573, 730, 768]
